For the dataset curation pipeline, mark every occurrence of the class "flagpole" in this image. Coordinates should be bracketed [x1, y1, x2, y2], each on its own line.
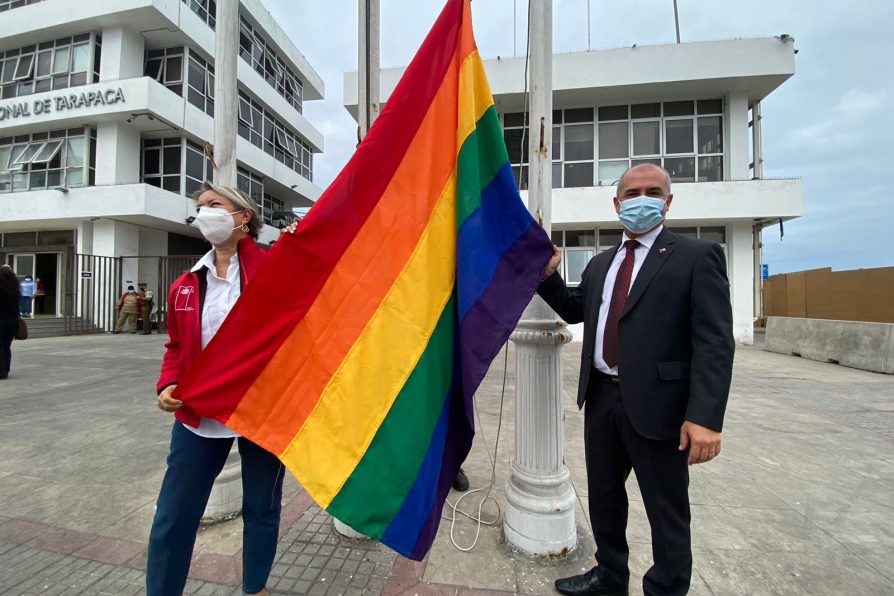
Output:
[358, 0, 380, 140]
[505, 0, 577, 556]
[203, 0, 243, 523]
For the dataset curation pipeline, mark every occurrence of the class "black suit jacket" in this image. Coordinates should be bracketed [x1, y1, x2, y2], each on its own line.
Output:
[538, 228, 735, 441]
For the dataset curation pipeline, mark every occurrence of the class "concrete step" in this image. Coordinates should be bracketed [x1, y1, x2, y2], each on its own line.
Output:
[20, 317, 106, 338]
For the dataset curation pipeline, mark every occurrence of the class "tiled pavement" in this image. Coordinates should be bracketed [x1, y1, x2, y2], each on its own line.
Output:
[1, 333, 892, 595]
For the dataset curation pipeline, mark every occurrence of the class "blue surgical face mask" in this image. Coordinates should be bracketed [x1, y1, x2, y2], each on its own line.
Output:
[618, 196, 667, 234]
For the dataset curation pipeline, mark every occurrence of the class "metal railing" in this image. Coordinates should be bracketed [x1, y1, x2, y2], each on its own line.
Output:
[64, 253, 121, 335]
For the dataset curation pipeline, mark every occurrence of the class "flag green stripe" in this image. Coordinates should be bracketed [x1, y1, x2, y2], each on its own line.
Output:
[325, 295, 456, 538]
[456, 105, 509, 227]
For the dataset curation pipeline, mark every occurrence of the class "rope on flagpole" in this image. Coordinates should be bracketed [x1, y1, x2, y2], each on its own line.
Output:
[443, 341, 507, 551]
[442, 4, 534, 551]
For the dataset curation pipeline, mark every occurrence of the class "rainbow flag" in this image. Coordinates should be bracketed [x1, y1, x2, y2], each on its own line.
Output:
[174, 0, 552, 559]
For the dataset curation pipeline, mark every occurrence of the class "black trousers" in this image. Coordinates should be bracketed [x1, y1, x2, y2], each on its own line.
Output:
[0, 322, 14, 378]
[584, 374, 691, 596]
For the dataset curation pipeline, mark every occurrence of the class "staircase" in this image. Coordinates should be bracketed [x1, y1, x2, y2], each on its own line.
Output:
[22, 316, 106, 339]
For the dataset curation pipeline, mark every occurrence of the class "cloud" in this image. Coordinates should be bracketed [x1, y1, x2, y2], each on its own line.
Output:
[836, 89, 885, 116]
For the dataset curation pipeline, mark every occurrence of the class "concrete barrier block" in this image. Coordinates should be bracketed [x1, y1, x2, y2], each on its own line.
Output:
[765, 317, 894, 374]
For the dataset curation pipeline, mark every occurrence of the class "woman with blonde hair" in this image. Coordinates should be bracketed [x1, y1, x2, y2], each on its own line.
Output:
[147, 183, 286, 596]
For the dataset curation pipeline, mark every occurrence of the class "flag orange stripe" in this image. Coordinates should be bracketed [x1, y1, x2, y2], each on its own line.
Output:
[225, 51, 465, 455]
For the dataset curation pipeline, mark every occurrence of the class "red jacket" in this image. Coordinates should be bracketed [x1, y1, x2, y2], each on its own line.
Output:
[156, 237, 267, 427]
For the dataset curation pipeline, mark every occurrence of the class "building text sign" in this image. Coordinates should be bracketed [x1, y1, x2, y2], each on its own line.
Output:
[0, 88, 126, 122]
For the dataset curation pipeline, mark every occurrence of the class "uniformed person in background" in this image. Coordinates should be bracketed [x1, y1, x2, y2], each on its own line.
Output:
[138, 282, 154, 335]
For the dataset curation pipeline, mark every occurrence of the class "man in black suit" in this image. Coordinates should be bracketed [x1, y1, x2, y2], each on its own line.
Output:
[539, 163, 734, 596]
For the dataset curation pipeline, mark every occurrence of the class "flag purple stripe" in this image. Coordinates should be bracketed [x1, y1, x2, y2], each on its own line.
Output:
[457, 223, 553, 400]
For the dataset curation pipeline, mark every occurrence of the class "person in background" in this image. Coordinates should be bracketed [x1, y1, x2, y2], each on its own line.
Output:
[147, 184, 292, 596]
[114, 285, 140, 334]
[19, 275, 36, 318]
[34, 277, 46, 314]
[0, 265, 20, 380]
[138, 282, 154, 335]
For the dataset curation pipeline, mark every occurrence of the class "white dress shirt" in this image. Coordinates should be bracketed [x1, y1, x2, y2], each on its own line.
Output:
[185, 249, 241, 439]
[593, 225, 664, 375]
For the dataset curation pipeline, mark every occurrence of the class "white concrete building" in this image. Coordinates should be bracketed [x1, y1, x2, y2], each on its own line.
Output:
[0, 0, 324, 324]
[345, 38, 802, 344]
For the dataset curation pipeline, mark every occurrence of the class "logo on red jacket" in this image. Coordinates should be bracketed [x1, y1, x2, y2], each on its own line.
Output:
[174, 286, 195, 311]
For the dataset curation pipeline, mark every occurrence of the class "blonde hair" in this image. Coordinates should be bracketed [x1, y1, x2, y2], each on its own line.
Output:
[193, 183, 263, 239]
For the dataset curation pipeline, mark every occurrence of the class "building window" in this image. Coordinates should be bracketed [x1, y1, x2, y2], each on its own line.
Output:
[552, 225, 727, 285]
[237, 168, 293, 229]
[145, 47, 184, 96]
[184, 140, 212, 195]
[145, 47, 213, 117]
[186, 53, 214, 117]
[238, 91, 313, 180]
[236, 167, 263, 209]
[261, 193, 287, 227]
[0, 127, 93, 193]
[503, 99, 724, 189]
[1, 33, 100, 99]
[142, 137, 212, 196]
[239, 16, 304, 113]
[0, 0, 45, 12]
[181, 0, 216, 29]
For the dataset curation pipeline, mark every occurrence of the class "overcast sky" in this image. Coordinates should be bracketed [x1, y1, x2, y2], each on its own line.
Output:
[263, 0, 894, 275]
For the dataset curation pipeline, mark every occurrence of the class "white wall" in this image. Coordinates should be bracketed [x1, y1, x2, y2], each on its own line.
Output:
[95, 122, 141, 185]
[725, 92, 750, 180]
[99, 25, 145, 81]
[138, 227, 168, 299]
[92, 219, 140, 285]
[547, 179, 802, 225]
[728, 221, 755, 344]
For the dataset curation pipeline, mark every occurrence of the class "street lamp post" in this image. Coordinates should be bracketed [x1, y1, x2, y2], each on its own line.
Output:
[503, 0, 578, 557]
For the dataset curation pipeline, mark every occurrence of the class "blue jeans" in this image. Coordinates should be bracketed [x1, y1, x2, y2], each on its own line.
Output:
[20, 296, 32, 316]
[147, 422, 285, 595]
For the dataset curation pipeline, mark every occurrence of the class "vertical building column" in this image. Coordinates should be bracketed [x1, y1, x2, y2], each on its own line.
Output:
[138, 228, 167, 301]
[504, 0, 577, 557]
[729, 221, 754, 345]
[95, 25, 144, 188]
[724, 92, 750, 180]
[93, 219, 140, 288]
[99, 25, 145, 81]
[95, 122, 141, 186]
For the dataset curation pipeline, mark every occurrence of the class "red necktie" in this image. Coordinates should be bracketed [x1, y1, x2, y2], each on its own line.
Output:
[602, 239, 639, 369]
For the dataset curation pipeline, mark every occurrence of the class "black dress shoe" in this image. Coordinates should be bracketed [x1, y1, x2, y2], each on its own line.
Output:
[555, 567, 628, 596]
[452, 467, 469, 492]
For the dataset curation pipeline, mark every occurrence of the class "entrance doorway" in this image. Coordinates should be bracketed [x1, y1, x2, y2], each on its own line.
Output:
[5, 252, 62, 316]
[35, 253, 60, 316]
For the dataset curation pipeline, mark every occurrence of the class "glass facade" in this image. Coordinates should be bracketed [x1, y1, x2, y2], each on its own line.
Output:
[0, 128, 95, 193]
[0, 0, 45, 11]
[236, 167, 292, 228]
[181, 0, 216, 29]
[238, 91, 313, 180]
[181, 0, 305, 113]
[551, 225, 727, 285]
[504, 99, 724, 190]
[239, 16, 304, 113]
[1, 33, 101, 99]
[145, 47, 214, 117]
[141, 137, 212, 196]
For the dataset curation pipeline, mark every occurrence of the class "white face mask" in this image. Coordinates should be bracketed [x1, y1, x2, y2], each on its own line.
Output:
[193, 206, 241, 245]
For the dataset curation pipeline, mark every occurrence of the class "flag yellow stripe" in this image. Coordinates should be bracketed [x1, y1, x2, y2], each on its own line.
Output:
[280, 172, 458, 506]
[457, 51, 495, 148]
[277, 44, 489, 508]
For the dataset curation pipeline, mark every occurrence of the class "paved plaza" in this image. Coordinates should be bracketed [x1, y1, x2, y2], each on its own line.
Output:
[0, 333, 892, 595]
